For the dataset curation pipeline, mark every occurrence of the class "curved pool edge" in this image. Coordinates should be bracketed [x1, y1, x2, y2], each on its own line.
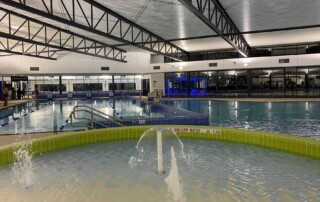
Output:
[0, 126, 319, 165]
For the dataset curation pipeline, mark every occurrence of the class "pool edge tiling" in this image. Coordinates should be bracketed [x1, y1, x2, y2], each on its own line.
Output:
[0, 125, 319, 165]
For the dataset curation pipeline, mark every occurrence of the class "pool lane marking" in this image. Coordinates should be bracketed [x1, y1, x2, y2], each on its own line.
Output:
[59, 118, 70, 131]
[0, 103, 49, 127]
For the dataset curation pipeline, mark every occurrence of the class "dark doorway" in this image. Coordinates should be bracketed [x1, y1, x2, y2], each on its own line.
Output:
[142, 79, 150, 96]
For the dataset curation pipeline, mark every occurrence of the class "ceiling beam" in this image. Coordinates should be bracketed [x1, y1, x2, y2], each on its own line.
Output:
[0, 0, 189, 61]
[178, 0, 251, 57]
[0, 49, 57, 60]
[0, 37, 58, 60]
[0, 7, 127, 62]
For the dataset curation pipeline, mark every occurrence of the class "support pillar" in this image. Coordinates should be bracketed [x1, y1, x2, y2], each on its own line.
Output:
[247, 70, 252, 97]
[112, 75, 115, 95]
[59, 76, 62, 94]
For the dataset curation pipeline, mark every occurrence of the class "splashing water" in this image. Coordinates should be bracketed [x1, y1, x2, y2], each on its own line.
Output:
[165, 147, 185, 202]
[11, 141, 35, 189]
[129, 128, 190, 170]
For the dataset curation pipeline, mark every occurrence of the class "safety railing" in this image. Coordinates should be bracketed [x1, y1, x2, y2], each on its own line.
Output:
[68, 105, 124, 129]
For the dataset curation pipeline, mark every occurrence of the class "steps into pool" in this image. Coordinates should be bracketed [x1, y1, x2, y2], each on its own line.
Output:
[72, 103, 209, 129]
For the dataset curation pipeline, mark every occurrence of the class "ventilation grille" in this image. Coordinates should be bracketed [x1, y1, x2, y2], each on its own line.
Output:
[101, 67, 109, 71]
[153, 66, 161, 70]
[209, 63, 218, 67]
[30, 67, 39, 71]
[279, 59, 290, 63]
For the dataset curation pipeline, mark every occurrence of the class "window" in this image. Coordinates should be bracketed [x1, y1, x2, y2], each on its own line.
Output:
[73, 83, 103, 91]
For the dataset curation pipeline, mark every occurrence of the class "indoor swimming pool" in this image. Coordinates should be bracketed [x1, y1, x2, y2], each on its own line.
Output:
[0, 99, 163, 134]
[1, 99, 320, 138]
[166, 100, 320, 138]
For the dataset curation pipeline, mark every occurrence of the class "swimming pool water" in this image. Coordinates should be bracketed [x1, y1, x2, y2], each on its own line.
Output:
[0, 99, 162, 134]
[0, 139, 319, 202]
[165, 100, 320, 138]
[1, 99, 320, 138]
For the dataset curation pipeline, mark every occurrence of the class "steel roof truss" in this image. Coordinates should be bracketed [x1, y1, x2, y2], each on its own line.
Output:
[0, 36, 58, 60]
[0, 0, 188, 61]
[179, 0, 251, 57]
[0, 7, 127, 62]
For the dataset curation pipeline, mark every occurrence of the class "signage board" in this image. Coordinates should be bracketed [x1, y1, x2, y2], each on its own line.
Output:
[170, 127, 221, 134]
[11, 76, 28, 82]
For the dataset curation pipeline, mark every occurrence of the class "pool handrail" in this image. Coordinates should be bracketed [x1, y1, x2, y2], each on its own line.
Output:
[69, 105, 124, 129]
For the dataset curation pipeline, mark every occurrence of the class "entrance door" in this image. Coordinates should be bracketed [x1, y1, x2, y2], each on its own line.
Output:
[11, 76, 28, 99]
[142, 79, 150, 96]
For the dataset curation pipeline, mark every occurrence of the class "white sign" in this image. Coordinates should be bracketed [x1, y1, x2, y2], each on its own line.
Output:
[170, 127, 221, 134]
[139, 119, 146, 125]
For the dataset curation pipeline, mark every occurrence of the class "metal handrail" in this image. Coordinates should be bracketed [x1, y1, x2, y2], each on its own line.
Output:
[69, 111, 111, 129]
[68, 105, 124, 129]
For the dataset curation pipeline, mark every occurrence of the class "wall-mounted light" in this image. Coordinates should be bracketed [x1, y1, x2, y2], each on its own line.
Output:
[179, 66, 183, 70]
[244, 63, 248, 67]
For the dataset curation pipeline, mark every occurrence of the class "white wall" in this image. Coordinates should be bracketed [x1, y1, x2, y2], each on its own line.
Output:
[149, 54, 320, 73]
[0, 51, 151, 75]
[1, 52, 320, 76]
[150, 73, 165, 96]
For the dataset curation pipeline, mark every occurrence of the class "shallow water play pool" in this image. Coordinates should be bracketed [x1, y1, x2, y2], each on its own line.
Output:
[0, 128, 319, 202]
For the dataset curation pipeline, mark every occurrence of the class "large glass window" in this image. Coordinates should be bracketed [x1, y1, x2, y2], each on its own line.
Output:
[189, 72, 199, 96]
[173, 72, 188, 97]
[62, 76, 76, 92]
[164, 72, 188, 97]
[285, 67, 298, 96]
[252, 69, 284, 93]
[302, 67, 320, 96]
[112, 75, 137, 92]
[207, 71, 218, 95]
[98, 75, 112, 91]
[218, 71, 238, 93]
[236, 70, 248, 93]
[73, 83, 102, 91]
[199, 72, 208, 94]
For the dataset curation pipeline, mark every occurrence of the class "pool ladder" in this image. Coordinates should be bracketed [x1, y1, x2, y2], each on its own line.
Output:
[68, 105, 124, 129]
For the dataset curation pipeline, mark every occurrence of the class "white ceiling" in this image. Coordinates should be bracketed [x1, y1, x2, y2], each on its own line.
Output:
[1, 0, 320, 54]
[244, 27, 320, 47]
[220, 0, 320, 32]
[172, 37, 232, 52]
